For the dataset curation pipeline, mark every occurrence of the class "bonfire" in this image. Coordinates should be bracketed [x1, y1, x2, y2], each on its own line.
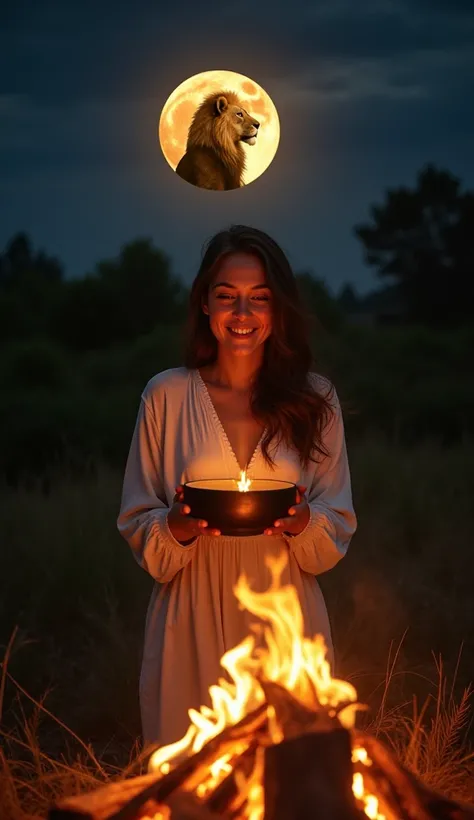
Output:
[51, 554, 474, 820]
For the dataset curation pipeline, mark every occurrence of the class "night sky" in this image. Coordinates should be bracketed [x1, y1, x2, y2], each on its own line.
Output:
[1, 0, 473, 294]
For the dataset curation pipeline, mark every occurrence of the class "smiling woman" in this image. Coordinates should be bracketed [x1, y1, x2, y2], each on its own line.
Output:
[117, 224, 357, 748]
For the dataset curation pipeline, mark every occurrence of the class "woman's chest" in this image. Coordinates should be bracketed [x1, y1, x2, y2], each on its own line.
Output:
[159, 372, 306, 488]
[207, 390, 264, 471]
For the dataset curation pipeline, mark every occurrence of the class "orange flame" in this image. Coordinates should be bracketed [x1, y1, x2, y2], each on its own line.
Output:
[237, 470, 252, 492]
[148, 553, 385, 819]
[352, 746, 386, 819]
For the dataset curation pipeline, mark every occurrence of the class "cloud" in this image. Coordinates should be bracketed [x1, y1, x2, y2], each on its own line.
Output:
[0, 92, 161, 172]
[407, 0, 474, 15]
[1, 0, 473, 104]
[270, 59, 429, 106]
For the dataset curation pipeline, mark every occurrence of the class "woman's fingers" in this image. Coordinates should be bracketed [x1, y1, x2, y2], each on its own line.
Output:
[264, 521, 289, 535]
[265, 517, 293, 535]
[178, 504, 221, 536]
[265, 495, 307, 535]
[189, 516, 209, 534]
[264, 528, 285, 536]
[179, 504, 206, 527]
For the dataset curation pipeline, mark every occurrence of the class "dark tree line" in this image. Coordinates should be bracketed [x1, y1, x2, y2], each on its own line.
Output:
[0, 235, 188, 351]
[1, 163, 472, 354]
[0, 237, 344, 351]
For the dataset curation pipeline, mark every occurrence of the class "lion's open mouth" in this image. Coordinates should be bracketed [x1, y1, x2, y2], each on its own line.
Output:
[241, 134, 258, 145]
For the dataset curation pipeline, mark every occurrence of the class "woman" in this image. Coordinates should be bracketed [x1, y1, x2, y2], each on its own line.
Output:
[117, 224, 357, 748]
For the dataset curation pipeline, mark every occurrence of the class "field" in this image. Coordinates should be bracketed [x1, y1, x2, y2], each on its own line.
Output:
[1, 436, 474, 817]
[1, 324, 474, 817]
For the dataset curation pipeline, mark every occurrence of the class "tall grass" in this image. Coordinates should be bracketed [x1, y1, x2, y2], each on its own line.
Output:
[362, 644, 474, 802]
[1, 438, 473, 816]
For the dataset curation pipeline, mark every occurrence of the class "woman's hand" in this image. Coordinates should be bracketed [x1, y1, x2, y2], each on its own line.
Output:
[264, 484, 310, 537]
[167, 485, 221, 543]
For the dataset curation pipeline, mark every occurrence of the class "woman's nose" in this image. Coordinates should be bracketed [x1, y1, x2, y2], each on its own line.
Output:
[233, 297, 251, 317]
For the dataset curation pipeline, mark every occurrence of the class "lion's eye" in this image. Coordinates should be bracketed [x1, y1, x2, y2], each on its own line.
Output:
[236, 112, 243, 118]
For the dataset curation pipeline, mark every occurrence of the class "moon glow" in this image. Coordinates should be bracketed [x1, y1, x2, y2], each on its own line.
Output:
[158, 69, 280, 188]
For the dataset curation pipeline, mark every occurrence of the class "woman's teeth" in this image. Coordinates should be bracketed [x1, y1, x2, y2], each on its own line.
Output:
[228, 327, 256, 336]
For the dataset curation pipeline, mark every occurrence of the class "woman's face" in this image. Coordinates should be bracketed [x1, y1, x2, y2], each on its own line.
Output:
[203, 252, 273, 357]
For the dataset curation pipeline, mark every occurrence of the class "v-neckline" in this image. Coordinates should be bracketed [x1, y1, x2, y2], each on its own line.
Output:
[194, 368, 265, 475]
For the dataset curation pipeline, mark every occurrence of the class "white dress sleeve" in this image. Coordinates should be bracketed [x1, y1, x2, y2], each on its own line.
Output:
[117, 395, 197, 584]
[285, 385, 357, 576]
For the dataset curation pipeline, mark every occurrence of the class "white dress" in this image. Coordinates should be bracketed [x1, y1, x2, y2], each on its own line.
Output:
[117, 367, 357, 747]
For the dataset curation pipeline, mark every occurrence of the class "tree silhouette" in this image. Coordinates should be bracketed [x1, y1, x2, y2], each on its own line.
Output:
[0, 233, 64, 342]
[354, 164, 474, 326]
[0, 233, 63, 289]
[51, 238, 188, 351]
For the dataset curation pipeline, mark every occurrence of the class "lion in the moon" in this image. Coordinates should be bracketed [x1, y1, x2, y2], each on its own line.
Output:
[175, 90, 260, 191]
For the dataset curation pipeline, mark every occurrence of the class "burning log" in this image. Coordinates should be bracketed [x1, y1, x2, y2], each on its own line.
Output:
[354, 732, 474, 820]
[258, 678, 342, 737]
[203, 742, 258, 815]
[49, 780, 229, 820]
[50, 786, 229, 820]
[264, 730, 360, 820]
[49, 705, 267, 820]
[166, 792, 231, 820]
[48, 772, 161, 820]
[113, 703, 266, 818]
[259, 680, 360, 820]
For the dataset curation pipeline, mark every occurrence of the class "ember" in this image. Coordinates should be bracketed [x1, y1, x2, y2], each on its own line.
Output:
[50, 554, 474, 820]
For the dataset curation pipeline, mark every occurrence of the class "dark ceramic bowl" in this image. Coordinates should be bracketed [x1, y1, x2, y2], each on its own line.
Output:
[182, 478, 297, 537]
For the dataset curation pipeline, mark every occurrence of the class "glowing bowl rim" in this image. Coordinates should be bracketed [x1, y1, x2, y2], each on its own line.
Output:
[183, 478, 296, 492]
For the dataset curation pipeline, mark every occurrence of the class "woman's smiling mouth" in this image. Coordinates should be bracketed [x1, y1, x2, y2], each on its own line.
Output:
[227, 327, 257, 337]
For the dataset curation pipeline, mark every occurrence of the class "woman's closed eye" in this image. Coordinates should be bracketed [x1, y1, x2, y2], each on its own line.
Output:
[216, 293, 270, 302]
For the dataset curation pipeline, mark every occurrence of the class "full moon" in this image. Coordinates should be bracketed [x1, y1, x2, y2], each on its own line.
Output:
[158, 70, 280, 187]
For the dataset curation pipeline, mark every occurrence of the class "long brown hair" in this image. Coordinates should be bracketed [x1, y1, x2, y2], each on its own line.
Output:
[184, 225, 335, 469]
